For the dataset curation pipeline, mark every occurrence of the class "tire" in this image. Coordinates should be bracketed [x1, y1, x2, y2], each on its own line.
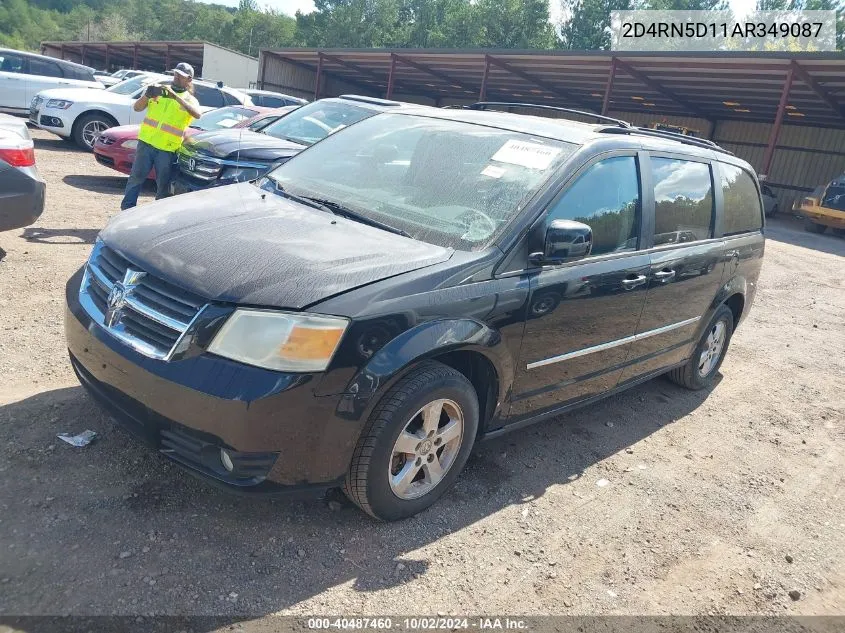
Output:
[667, 304, 734, 391]
[344, 360, 479, 521]
[804, 219, 827, 234]
[73, 112, 116, 151]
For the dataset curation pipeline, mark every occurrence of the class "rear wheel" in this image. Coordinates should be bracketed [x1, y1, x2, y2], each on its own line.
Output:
[667, 304, 734, 391]
[344, 361, 479, 521]
[804, 219, 827, 234]
[73, 113, 116, 151]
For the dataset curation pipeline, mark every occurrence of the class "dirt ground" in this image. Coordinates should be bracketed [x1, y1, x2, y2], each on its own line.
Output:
[0, 129, 843, 624]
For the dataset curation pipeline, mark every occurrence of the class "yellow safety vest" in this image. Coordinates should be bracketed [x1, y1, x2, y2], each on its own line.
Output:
[138, 89, 199, 152]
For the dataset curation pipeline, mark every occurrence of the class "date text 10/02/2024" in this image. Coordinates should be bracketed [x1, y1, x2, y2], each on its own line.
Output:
[306, 617, 529, 630]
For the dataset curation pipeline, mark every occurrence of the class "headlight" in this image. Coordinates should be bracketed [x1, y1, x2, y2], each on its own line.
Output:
[121, 139, 138, 149]
[220, 166, 263, 182]
[46, 99, 73, 110]
[208, 309, 348, 372]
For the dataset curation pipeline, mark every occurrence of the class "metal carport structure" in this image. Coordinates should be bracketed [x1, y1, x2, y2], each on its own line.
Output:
[257, 49, 845, 209]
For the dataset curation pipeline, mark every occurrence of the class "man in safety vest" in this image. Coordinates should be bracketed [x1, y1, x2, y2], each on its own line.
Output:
[120, 62, 202, 210]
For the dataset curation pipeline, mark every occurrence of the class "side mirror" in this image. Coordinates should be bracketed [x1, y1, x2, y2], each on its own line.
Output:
[217, 81, 224, 88]
[530, 219, 593, 265]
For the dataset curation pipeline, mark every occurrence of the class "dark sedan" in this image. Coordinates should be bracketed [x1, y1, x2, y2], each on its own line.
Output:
[0, 114, 45, 232]
[170, 95, 406, 195]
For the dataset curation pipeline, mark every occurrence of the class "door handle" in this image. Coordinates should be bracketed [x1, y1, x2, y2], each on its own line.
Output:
[653, 269, 676, 282]
[621, 274, 648, 289]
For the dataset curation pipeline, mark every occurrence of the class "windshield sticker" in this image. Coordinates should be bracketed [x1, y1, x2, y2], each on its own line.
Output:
[492, 140, 561, 170]
[481, 165, 506, 179]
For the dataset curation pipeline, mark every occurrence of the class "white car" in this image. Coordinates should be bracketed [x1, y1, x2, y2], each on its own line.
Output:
[760, 184, 779, 217]
[0, 47, 102, 115]
[30, 73, 254, 150]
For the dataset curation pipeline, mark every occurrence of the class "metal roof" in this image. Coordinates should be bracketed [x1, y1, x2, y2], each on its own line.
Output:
[261, 49, 845, 128]
[40, 41, 256, 75]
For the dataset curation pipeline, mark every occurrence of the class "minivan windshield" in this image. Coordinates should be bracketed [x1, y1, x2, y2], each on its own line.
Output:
[264, 113, 576, 250]
[260, 100, 372, 146]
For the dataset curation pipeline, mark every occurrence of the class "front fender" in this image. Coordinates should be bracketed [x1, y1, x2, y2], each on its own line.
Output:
[335, 318, 513, 422]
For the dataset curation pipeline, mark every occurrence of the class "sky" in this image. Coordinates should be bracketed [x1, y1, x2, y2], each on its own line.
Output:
[202, 0, 761, 22]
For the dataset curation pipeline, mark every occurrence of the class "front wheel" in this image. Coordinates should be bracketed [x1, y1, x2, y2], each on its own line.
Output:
[667, 305, 734, 390]
[73, 112, 116, 151]
[344, 361, 479, 521]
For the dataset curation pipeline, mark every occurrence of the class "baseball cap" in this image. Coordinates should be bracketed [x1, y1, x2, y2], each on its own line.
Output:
[173, 62, 194, 79]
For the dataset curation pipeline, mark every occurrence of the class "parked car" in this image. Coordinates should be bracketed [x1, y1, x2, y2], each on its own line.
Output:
[0, 114, 45, 232]
[171, 95, 399, 195]
[799, 174, 845, 234]
[238, 107, 299, 132]
[30, 73, 253, 150]
[760, 184, 778, 217]
[0, 47, 102, 115]
[65, 105, 764, 521]
[111, 69, 146, 82]
[245, 89, 308, 107]
[93, 105, 278, 178]
[93, 70, 121, 88]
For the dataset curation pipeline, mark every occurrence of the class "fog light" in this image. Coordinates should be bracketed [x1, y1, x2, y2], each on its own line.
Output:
[220, 449, 234, 473]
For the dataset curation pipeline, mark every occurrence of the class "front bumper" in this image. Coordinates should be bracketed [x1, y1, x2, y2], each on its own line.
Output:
[801, 207, 845, 229]
[64, 268, 359, 495]
[29, 106, 67, 135]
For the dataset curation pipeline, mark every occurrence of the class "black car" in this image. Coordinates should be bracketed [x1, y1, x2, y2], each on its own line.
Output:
[170, 95, 403, 195]
[65, 104, 765, 521]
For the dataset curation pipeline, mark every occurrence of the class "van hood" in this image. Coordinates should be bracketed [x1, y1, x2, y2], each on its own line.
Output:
[99, 182, 453, 309]
[36, 87, 122, 104]
[184, 129, 304, 161]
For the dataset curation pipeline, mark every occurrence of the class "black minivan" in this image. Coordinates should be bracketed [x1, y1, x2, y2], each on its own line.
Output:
[65, 104, 764, 521]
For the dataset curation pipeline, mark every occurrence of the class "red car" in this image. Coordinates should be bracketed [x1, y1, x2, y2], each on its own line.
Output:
[93, 105, 292, 179]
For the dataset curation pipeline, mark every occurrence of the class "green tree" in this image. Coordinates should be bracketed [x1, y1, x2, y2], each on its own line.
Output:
[475, 0, 556, 48]
[559, 0, 634, 50]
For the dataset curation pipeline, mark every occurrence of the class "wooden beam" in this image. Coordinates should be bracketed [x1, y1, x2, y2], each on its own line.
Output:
[762, 65, 795, 177]
[258, 51, 268, 90]
[486, 55, 596, 110]
[270, 53, 377, 97]
[132, 44, 138, 70]
[320, 52, 419, 97]
[392, 53, 477, 93]
[165, 44, 171, 72]
[602, 57, 617, 116]
[614, 58, 712, 122]
[386, 53, 396, 99]
[104, 44, 110, 71]
[314, 52, 324, 100]
[791, 60, 845, 123]
[479, 55, 490, 101]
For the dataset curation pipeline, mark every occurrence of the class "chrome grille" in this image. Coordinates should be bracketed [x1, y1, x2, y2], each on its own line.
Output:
[177, 147, 222, 181]
[79, 241, 207, 360]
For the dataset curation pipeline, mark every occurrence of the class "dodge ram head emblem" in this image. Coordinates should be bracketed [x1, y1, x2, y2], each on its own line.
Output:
[104, 269, 146, 327]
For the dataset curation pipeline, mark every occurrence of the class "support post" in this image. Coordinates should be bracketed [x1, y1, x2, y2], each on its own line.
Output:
[314, 52, 324, 100]
[386, 53, 396, 99]
[104, 44, 110, 71]
[762, 65, 794, 178]
[133, 44, 139, 70]
[258, 52, 268, 90]
[479, 55, 490, 101]
[81, 45, 86, 66]
[165, 44, 171, 72]
[601, 57, 617, 116]
[60, 45, 66, 60]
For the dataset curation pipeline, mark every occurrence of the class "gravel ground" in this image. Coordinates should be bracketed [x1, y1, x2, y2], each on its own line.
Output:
[0, 130, 843, 623]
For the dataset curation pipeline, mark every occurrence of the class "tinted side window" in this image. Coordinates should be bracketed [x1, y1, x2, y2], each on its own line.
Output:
[193, 85, 224, 107]
[29, 57, 64, 78]
[0, 53, 25, 74]
[651, 157, 714, 245]
[222, 91, 241, 106]
[247, 116, 278, 131]
[547, 156, 640, 256]
[264, 96, 284, 108]
[720, 163, 763, 235]
[70, 66, 95, 81]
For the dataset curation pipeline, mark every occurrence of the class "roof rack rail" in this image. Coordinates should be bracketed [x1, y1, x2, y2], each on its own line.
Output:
[460, 102, 631, 128]
[598, 125, 733, 155]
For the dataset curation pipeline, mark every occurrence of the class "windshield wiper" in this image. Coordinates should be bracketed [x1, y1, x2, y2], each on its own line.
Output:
[303, 196, 411, 238]
[262, 178, 410, 238]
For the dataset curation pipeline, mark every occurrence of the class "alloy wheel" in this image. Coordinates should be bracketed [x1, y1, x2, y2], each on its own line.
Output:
[82, 120, 109, 148]
[388, 398, 464, 500]
[698, 319, 727, 377]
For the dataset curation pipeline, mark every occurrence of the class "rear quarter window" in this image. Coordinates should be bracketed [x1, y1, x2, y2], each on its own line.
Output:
[720, 163, 763, 235]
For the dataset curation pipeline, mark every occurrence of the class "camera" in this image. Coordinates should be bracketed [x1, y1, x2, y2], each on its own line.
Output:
[145, 85, 165, 98]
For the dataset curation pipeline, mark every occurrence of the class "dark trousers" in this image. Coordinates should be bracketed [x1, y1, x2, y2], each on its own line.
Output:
[120, 140, 175, 210]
